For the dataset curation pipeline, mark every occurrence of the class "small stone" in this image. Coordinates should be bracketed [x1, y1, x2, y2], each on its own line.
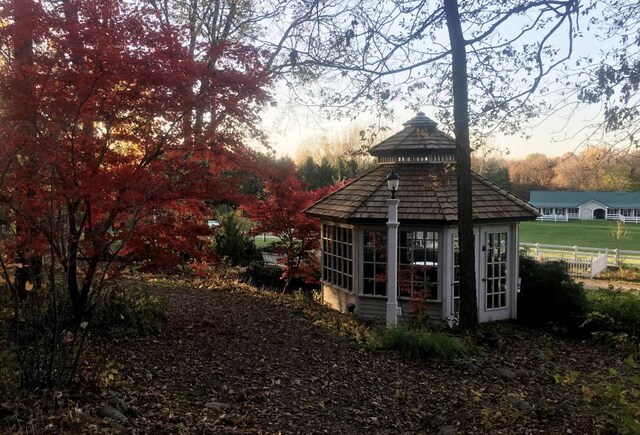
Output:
[420, 414, 448, 429]
[109, 421, 126, 432]
[498, 368, 516, 380]
[514, 399, 533, 412]
[460, 361, 476, 372]
[98, 405, 126, 422]
[483, 367, 500, 378]
[439, 425, 457, 435]
[205, 401, 226, 412]
[367, 416, 379, 424]
[454, 410, 475, 421]
[515, 369, 531, 378]
[429, 415, 448, 428]
[108, 396, 128, 413]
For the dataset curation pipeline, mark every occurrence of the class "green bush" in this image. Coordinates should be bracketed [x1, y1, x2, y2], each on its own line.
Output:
[367, 325, 474, 360]
[518, 256, 588, 330]
[586, 287, 640, 337]
[93, 291, 168, 338]
[246, 261, 283, 288]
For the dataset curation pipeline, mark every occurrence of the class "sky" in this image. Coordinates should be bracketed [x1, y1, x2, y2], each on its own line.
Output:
[262, 103, 604, 160]
[260, 2, 618, 161]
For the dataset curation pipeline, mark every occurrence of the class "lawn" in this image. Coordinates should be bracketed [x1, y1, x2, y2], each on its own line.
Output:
[253, 234, 281, 248]
[520, 220, 640, 250]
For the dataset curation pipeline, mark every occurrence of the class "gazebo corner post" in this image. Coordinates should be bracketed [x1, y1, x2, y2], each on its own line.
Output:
[386, 197, 400, 327]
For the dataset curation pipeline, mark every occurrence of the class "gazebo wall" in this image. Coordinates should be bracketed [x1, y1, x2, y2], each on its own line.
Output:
[357, 298, 442, 322]
[320, 222, 521, 324]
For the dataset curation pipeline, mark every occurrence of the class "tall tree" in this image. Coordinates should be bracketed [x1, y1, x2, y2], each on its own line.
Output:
[0, 0, 269, 322]
[279, 0, 581, 326]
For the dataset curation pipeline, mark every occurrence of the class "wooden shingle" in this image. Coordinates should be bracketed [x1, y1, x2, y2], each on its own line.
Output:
[305, 164, 538, 224]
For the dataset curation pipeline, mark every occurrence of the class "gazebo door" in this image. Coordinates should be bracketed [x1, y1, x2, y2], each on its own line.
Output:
[479, 228, 511, 322]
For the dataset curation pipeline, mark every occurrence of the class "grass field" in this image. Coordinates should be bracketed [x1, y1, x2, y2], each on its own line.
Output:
[520, 220, 640, 251]
[254, 234, 281, 248]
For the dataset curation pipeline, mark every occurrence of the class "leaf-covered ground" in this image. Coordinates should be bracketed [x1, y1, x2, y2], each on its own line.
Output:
[3, 277, 639, 434]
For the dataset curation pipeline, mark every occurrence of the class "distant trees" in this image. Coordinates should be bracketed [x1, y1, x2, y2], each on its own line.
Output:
[294, 125, 380, 189]
[472, 147, 640, 200]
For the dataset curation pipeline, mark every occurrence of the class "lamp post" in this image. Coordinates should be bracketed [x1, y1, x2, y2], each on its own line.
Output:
[385, 170, 400, 327]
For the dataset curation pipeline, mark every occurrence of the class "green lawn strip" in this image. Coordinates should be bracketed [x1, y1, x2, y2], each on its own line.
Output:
[253, 234, 281, 249]
[520, 221, 640, 251]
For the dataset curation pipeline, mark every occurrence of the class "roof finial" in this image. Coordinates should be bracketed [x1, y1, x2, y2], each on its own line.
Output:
[403, 112, 438, 130]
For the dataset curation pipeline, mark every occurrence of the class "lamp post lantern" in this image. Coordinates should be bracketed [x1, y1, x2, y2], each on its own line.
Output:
[386, 171, 400, 326]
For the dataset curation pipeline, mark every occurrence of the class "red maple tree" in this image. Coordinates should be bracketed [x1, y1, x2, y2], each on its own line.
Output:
[0, 0, 270, 321]
[243, 159, 336, 292]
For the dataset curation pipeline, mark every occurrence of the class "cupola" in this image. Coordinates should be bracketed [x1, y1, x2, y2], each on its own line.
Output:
[368, 112, 457, 164]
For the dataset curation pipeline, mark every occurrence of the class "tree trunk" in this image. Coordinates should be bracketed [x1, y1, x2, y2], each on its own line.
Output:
[444, 0, 478, 328]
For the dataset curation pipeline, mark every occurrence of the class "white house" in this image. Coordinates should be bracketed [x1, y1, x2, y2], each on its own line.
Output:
[529, 191, 640, 223]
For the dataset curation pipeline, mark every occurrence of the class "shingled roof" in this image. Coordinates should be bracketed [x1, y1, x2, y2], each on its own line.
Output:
[369, 112, 457, 158]
[305, 164, 539, 224]
[305, 111, 538, 224]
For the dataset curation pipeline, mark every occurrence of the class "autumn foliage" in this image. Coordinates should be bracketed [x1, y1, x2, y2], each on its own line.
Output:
[243, 159, 336, 291]
[0, 0, 270, 321]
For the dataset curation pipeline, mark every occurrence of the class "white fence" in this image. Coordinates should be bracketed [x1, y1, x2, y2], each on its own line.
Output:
[520, 242, 640, 277]
[536, 215, 569, 222]
[606, 214, 640, 224]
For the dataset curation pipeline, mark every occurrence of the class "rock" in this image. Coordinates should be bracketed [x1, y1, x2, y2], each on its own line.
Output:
[98, 405, 126, 422]
[430, 415, 448, 428]
[483, 367, 500, 378]
[108, 396, 128, 413]
[498, 368, 516, 380]
[420, 414, 448, 429]
[513, 399, 533, 413]
[109, 421, 126, 432]
[460, 361, 476, 372]
[205, 401, 226, 412]
[481, 332, 504, 348]
[515, 368, 532, 378]
[454, 410, 475, 421]
[439, 425, 457, 435]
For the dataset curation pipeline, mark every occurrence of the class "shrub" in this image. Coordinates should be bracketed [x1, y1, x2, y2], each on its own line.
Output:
[598, 265, 640, 283]
[245, 261, 283, 288]
[585, 287, 640, 337]
[367, 325, 474, 360]
[518, 256, 588, 330]
[92, 290, 168, 338]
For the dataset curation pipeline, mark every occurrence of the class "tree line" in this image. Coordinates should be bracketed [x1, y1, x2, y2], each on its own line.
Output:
[473, 147, 640, 200]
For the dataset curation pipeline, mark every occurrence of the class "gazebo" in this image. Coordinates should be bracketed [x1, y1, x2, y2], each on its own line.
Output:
[304, 113, 538, 324]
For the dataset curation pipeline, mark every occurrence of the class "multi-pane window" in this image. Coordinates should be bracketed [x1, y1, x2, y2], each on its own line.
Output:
[363, 230, 387, 296]
[485, 232, 508, 309]
[362, 228, 439, 299]
[322, 224, 353, 292]
[398, 230, 439, 299]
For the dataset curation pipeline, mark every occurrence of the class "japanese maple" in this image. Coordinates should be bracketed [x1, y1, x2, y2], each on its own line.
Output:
[0, 0, 270, 322]
[243, 159, 336, 292]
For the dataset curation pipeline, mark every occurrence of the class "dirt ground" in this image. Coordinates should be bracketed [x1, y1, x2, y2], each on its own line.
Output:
[3, 278, 639, 434]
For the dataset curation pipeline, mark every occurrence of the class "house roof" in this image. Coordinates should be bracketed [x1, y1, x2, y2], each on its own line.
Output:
[530, 191, 640, 208]
[368, 112, 457, 157]
[305, 163, 539, 224]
